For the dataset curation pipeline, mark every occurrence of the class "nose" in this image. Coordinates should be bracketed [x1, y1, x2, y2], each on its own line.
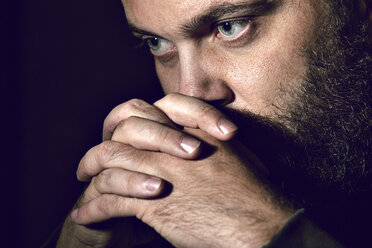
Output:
[176, 43, 234, 106]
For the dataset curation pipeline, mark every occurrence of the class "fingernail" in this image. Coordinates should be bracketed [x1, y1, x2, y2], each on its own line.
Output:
[219, 118, 238, 135]
[71, 209, 78, 221]
[180, 136, 201, 154]
[144, 177, 162, 192]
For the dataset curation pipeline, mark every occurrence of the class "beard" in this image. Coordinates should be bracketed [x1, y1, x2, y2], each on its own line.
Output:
[221, 1, 372, 210]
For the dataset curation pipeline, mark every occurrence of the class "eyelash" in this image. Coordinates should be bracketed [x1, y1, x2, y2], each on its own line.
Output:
[214, 17, 254, 45]
[141, 37, 176, 62]
[139, 16, 256, 60]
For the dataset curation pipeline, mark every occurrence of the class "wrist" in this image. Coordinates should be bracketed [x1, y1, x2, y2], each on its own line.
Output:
[227, 206, 294, 248]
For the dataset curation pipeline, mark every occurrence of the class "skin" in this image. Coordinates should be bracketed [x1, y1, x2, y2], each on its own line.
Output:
[125, 0, 316, 119]
[57, 0, 372, 247]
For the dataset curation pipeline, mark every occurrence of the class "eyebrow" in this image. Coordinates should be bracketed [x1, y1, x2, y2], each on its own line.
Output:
[128, 23, 162, 38]
[127, 0, 280, 38]
[181, 0, 280, 35]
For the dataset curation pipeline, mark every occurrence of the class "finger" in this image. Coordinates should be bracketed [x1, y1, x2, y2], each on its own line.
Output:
[103, 99, 176, 141]
[112, 116, 201, 159]
[76, 169, 163, 211]
[71, 194, 146, 225]
[154, 93, 238, 141]
[91, 168, 164, 198]
[77, 141, 169, 182]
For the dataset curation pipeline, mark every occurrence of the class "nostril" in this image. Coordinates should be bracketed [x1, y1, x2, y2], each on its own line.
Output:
[206, 90, 235, 107]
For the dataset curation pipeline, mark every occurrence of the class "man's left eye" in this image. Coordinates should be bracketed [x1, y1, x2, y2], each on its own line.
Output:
[216, 20, 251, 39]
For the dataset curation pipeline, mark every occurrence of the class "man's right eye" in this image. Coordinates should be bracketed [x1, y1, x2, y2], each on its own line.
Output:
[145, 37, 174, 55]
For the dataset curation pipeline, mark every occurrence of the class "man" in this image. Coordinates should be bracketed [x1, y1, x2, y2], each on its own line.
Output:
[55, 0, 371, 247]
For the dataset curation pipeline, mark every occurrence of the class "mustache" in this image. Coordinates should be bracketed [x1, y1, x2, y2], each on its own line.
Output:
[213, 105, 297, 147]
[212, 105, 303, 170]
[216, 106, 310, 205]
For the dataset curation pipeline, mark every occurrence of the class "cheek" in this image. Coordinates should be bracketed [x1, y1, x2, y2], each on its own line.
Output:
[214, 7, 316, 117]
[155, 61, 180, 94]
[221, 43, 306, 116]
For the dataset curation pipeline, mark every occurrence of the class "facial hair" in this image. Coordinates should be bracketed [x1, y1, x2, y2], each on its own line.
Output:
[222, 1, 371, 208]
[286, 1, 371, 196]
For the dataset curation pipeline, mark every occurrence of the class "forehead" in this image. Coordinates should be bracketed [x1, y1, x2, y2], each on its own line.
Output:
[123, 0, 224, 22]
[123, 0, 224, 17]
[122, 0, 280, 37]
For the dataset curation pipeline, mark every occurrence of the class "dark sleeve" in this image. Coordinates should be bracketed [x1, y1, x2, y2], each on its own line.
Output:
[263, 209, 344, 248]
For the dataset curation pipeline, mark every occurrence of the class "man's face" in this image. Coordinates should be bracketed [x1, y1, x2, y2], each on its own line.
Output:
[122, 0, 327, 120]
[123, 0, 371, 202]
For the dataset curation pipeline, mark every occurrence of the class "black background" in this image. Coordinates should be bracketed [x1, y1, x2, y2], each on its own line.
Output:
[3, 0, 162, 247]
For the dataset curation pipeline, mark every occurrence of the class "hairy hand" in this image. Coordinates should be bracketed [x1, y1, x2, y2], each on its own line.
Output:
[70, 94, 293, 248]
[101, 93, 238, 159]
[58, 93, 239, 247]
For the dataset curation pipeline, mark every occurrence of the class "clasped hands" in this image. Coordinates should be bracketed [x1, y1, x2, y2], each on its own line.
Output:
[69, 93, 293, 248]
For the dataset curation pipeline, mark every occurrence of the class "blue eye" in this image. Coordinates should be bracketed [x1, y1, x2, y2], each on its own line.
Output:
[146, 37, 172, 53]
[217, 20, 251, 38]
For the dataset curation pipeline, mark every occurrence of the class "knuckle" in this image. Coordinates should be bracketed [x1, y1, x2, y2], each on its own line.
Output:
[96, 195, 118, 216]
[103, 99, 145, 134]
[115, 116, 139, 134]
[125, 115, 140, 127]
[95, 141, 115, 164]
[157, 126, 176, 144]
[96, 196, 111, 215]
[102, 141, 137, 163]
[78, 150, 98, 180]
[198, 104, 217, 120]
[94, 170, 112, 190]
[124, 98, 146, 112]
[114, 120, 127, 135]
[95, 141, 131, 166]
